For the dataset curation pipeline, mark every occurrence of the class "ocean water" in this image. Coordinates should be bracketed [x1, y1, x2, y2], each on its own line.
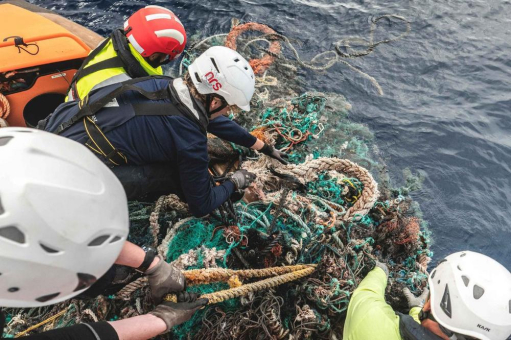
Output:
[29, 0, 511, 268]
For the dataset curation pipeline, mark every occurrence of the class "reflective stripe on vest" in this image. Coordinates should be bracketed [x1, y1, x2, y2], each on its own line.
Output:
[68, 29, 163, 102]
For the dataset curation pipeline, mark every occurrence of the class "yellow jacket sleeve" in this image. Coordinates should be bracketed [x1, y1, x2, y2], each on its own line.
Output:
[343, 267, 402, 340]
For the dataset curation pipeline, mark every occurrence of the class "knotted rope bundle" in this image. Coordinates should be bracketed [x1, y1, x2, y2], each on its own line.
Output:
[247, 157, 379, 222]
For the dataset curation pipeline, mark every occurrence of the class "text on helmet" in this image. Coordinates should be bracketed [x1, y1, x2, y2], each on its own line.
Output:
[477, 324, 490, 332]
[205, 72, 222, 91]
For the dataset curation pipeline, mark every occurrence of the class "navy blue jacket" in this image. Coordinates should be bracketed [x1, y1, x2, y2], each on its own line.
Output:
[43, 77, 257, 217]
[106, 114, 255, 216]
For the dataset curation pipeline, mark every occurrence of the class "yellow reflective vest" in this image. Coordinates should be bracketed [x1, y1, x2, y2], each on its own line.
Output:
[343, 267, 421, 340]
[67, 36, 163, 101]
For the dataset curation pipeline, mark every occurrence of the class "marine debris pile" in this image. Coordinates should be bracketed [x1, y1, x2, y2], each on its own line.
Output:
[2, 17, 430, 340]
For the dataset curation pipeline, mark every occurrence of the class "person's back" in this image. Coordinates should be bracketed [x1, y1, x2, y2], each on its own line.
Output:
[67, 6, 186, 101]
[42, 46, 288, 218]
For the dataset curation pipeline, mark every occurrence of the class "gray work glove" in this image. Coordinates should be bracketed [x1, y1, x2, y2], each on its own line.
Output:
[145, 255, 185, 304]
[228, 169, 256, 190]
[403, 287, 429, 309]
[374, 260, 389, 277]
[150, 292, 208, 331]
[260, 143, 289, 165]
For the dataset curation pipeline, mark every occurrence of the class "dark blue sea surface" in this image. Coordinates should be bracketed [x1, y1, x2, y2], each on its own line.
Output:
[29, 0, 511, 268]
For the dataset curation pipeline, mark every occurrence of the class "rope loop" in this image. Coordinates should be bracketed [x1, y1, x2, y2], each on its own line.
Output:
[225, 23, 282, 75]
[0, 93, 11, 119]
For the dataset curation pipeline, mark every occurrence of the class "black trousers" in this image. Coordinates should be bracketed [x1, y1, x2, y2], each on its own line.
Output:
[111, 163, 185, 201]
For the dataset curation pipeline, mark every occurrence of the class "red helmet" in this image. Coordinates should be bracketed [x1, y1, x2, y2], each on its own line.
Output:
[124, 6, 187, 60]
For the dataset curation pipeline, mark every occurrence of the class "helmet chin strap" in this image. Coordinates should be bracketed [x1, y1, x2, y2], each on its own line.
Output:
[206, 94, 228, 116]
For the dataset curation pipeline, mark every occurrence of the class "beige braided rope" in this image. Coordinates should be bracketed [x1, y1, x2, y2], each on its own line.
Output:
[0, 93, 10, 119]
[165, 266, 316, 304]
[266, 157, 379, 222]
[116, 277, 148, 300]
[164, 194, 189, 213]
[149, 196, 165, 247]
[115, 265, 316, 300]
[184, 264, 315, 286]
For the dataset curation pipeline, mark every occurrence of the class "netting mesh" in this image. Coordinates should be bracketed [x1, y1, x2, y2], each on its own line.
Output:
[1, 17, 425, 340]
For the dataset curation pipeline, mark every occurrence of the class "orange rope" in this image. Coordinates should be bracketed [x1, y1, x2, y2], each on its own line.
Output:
[250, 127, 269, 143]
[225, 23, 281, 75]
[274, 127, 311, 152]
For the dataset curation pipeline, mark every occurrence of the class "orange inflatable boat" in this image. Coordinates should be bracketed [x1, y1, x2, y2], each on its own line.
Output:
[0, 0, 102, 127]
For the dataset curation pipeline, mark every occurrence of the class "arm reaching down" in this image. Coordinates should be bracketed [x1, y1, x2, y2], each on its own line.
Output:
[178, 140, 235, 217]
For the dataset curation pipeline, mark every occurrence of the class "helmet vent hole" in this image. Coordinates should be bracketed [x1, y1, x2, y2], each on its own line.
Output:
[88, 235, 110, 247]
[36, 292, 60, 303]
[40, 243, 61, 254]
[0, 136, 13, 146]
[110, 236, 123, 243]
[8, 287, 19, 293]
[457, 265, 462, 271]
[194, 72, 202, 83]
[460, 253, 466, 257]
[473, 285, 484, 299]
[0, 196, 4, 215]
[244, 66, 248, 70]
[440, 284, 452, 318]
[462, 275, 470, 287]
[234, 58, 240, 62]
[74, 273, 97, 292]
[210, 58, 220, 73]
[431, 269, 436, 279]
[0, 226, 26, 244]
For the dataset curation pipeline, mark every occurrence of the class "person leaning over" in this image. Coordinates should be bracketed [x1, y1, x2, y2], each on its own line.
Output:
[0, 128, 206, 340]
[343, 252, 511, 340]
[40, 46, 288, 217]
[67, 5, 187, 102]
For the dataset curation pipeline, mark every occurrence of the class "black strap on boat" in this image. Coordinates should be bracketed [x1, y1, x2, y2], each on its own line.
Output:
[56, 76, 171, 134]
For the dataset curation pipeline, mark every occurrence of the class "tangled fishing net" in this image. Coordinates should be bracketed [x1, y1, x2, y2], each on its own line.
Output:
[2, 15, 430, 340]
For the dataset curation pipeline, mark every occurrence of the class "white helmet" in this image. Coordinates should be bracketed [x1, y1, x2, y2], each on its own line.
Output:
[429, 251, 511, 340]
[187, 46, 255, 111]
[0, 128, 129, 307]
